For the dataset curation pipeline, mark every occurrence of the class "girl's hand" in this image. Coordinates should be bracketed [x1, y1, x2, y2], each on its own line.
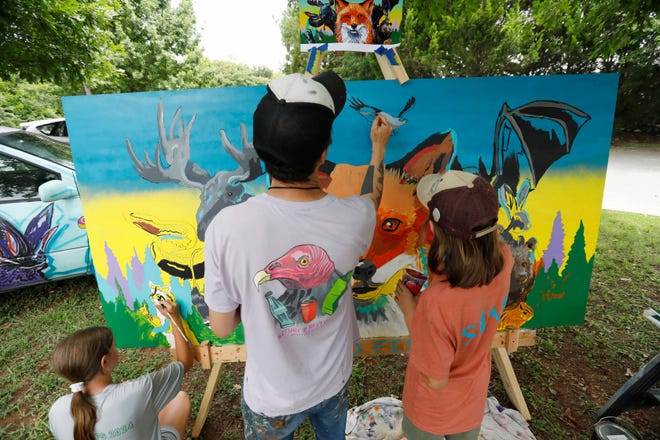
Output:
[158, 299, 193, 370]
[394, 280, 416, 307]
[157, 299, 181, 321]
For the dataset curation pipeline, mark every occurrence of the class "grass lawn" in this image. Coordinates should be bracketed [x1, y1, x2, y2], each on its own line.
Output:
[0, 210, 658, 439]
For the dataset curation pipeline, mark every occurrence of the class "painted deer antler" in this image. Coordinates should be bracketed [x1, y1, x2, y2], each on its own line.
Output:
[195, 123, 264, 239]
[127, 101, 264, 240]
[126, 101, 210, 189]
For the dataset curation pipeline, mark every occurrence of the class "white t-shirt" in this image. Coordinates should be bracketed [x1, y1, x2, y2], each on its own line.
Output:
[204, 193, 375, 416]
[48, 362, 184, 440]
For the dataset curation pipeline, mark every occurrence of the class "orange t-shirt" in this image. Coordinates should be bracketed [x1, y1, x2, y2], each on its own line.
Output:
[402, 242, 514, 435]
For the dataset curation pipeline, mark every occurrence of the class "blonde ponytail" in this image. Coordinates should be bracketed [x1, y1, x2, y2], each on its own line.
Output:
[52, 327, 113, 440]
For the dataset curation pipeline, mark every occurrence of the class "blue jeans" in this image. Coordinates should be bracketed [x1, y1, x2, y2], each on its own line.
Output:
[241, 382, 349, 440]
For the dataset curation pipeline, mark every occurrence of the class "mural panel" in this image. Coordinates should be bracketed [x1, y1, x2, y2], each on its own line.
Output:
[63, 74, 619, 348]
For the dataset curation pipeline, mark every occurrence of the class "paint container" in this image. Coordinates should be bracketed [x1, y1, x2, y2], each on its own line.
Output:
[592, 417, 640, 440]
[402, 268, 427, 296]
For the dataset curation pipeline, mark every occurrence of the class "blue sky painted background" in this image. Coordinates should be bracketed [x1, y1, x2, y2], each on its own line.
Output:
[63, 74, 619, 194]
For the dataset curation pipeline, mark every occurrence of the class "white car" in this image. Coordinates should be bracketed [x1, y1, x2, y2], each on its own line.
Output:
[20, 117, 69, 144]
[0, 128, 92, 292]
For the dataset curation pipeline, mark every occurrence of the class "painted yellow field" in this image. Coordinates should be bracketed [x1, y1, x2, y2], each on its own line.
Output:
[81, 168, 606, 279]
[81, 187, 202, 278]
[522, 168, 606, 264]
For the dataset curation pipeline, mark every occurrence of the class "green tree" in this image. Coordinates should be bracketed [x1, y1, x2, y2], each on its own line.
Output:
[180, 59, 274, 89]
[0, 0, 116, 84]
[282, 0, 658, 134]
[281, 0, 308, 74]
[403, 0, 659, 134]
[0, 77, 66, 127]
[96, 0, 203, 93]
[401, 0, 541, 77]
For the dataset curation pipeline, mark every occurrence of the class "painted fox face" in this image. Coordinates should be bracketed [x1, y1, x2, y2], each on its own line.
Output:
[325, 165, 426, 268]
[335, 0, 374, 44]
[323, 131, 456, 274]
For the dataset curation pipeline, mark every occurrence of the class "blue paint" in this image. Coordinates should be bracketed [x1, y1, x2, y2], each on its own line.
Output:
[63, 74, 619, 192]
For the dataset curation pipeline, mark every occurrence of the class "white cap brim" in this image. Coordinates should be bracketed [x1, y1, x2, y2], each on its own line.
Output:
[416, 171, 478, 208]
[268, 73, 336, 114]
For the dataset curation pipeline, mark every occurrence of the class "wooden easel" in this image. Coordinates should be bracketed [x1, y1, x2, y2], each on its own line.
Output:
[185, 328, 535, 437]
[305, 44, 409, 84]
[491, 327, 534, 420]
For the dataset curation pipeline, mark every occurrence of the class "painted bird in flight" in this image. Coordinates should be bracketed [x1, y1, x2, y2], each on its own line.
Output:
[349, 96, 416, 132]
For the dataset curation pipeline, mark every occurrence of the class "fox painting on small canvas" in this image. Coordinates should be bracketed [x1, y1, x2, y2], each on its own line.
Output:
[335, 0, 374, 44]
[300, 0, 404, 51]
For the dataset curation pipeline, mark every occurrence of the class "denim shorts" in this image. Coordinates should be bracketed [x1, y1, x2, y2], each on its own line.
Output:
[241, 382, 349, 440]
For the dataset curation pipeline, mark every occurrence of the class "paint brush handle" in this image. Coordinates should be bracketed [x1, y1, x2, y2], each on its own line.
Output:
[169, 317, 190, 343]
[156, 300, 190, 343]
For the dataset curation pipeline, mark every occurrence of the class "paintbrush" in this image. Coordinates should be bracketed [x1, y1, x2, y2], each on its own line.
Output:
[158, 301, 190, 343]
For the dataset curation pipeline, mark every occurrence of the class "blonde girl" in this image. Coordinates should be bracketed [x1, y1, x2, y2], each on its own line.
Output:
[49, 300, 192, 440]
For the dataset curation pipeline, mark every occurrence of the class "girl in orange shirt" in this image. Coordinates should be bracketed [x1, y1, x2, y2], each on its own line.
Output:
[396, 170, 514, 440]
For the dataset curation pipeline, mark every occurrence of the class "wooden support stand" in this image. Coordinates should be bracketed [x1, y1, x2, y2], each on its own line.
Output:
[186, 328, 534, 437]
[192, 361, 222, 438]
[305, 46, 409, 84]
[374, 47, 409, 84]
[189, 341, 246, 438]
[491, 327, 534, 420]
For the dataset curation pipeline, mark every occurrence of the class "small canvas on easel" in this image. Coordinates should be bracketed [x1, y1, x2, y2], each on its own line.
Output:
[299, 0, 403, 52]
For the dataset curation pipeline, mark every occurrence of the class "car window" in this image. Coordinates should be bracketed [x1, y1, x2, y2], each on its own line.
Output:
[38, 123, 57, 136]
[0, 132, 73, 168]
[53, 121, 68, 137]
[0, 152, 60, 202]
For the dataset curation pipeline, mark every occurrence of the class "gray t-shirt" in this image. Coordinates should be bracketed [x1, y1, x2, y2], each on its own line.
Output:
[49, 361, 184, 440]
[205, 193, 375, 416]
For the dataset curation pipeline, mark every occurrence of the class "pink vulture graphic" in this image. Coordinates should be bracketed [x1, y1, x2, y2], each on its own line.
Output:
[253, 244, 353, 328]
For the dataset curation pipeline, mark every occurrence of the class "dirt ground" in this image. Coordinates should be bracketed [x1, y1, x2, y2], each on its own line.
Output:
[184, 338, 659, 439]
[507, 333, 660, 439]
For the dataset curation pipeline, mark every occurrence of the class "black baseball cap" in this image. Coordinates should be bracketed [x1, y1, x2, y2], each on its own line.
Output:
[253, 72, 346, 169]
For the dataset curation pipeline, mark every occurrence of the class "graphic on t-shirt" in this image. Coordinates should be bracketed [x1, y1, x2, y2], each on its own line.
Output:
[461, 293, 509, 346]
[253, 244, 353, 328]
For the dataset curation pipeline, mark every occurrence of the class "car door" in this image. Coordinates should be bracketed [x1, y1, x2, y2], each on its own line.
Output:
[0, 147, 92, 291]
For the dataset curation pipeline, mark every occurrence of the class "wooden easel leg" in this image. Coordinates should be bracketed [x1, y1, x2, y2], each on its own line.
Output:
[492, 346, 532, 420]
[373, 48, 409, 84]
[374, 53, 396, 80]
[191, 362, 224, 438]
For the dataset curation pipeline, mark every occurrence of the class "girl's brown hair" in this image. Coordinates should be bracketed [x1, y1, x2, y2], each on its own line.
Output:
[427, 221, 504, 289]
[51, 326, 114, 440]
